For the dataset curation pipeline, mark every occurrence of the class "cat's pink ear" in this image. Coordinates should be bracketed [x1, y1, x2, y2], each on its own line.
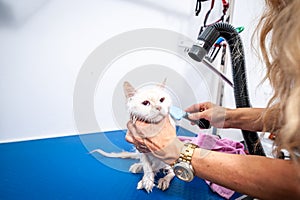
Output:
[158, 78, 167, 88]
[123, 81, 136, 98]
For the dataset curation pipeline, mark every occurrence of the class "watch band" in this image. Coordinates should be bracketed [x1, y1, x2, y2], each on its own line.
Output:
[177, 143, 199, 164]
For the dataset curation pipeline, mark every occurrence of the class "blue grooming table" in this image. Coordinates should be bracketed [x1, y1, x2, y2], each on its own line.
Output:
[0, 128, 241, 200]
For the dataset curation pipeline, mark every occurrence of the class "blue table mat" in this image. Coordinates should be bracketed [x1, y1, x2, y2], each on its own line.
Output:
[0, 128, 241, 200]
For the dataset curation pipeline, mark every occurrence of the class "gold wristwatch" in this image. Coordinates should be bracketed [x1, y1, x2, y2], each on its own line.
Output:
[172, 143, 198, 182]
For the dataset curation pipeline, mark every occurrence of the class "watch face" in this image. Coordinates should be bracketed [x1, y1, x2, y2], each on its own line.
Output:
[173, 163, 194, 182]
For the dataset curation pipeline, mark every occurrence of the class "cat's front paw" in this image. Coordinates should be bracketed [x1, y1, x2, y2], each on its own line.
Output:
[157, 177, 171, 191]
[137, 177, 155, 193]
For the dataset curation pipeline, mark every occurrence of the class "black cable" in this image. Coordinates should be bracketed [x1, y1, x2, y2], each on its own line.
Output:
[195, 0, 209, 16]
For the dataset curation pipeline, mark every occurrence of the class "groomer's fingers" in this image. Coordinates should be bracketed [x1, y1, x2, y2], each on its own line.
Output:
[185, 102, 213, 113]
[188, 111, 209, 121]
[126, 121, 151, 153]
[125, 130, 151, 153]
[127, 121, 142, 137]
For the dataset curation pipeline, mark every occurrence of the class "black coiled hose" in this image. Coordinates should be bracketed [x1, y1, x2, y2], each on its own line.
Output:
[194, 23, 266, 156]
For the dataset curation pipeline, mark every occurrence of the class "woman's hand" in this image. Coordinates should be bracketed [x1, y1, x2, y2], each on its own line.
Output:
[185, 102, 266, 132]
[185, 102, 230, 128]
[125, 117, 184, 165]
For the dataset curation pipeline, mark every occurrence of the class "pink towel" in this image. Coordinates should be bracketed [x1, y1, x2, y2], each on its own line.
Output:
[178, 133, 246, 199]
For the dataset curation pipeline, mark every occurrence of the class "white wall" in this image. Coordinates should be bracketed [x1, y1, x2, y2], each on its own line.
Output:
[0, 0, 271, 143]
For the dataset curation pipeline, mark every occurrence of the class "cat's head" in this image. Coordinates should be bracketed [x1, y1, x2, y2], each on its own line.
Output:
[123, 80, 172, 123]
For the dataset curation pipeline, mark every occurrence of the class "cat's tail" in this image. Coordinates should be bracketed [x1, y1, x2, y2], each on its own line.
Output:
[90, 149, 140, 159]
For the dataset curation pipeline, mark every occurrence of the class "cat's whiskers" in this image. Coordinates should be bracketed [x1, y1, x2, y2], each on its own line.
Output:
[131, 115, 137, 124]
[130, 113, 162, 124]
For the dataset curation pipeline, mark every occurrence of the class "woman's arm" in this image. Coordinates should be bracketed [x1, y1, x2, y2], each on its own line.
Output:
[186, 102, 266, 132]
[225, 107, 265, 131]
[192, 148, 300, 200]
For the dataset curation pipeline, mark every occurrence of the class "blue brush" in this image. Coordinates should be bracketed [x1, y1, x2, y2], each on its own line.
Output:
[169, 106, 211, 129]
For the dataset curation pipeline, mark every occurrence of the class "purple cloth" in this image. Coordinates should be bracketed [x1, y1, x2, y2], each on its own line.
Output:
[178, 133, 246, 199]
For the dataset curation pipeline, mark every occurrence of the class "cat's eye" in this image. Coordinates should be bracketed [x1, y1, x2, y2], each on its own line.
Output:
[160, 97, 165, 103]
[142, 100, 150, 106]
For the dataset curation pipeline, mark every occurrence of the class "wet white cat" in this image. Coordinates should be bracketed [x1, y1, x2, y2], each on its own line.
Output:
[91, 80, 175, 193]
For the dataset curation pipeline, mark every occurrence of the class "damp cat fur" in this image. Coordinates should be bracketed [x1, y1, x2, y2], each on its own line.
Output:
[91, 80, 175, 193]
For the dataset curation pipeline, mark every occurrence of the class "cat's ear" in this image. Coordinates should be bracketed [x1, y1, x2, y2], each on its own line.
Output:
[123, 81, 136, 98]
[157, 78, 167, 89]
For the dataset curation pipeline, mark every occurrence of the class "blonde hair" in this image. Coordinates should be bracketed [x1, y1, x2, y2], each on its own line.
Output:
[255, 0, 300, 160]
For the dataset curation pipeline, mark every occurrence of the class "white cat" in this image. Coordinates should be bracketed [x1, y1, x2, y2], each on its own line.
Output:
[91, 80, 175, 193]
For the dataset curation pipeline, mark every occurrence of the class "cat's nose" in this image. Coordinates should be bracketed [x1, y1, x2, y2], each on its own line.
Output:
[155, 106, 161, 111]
